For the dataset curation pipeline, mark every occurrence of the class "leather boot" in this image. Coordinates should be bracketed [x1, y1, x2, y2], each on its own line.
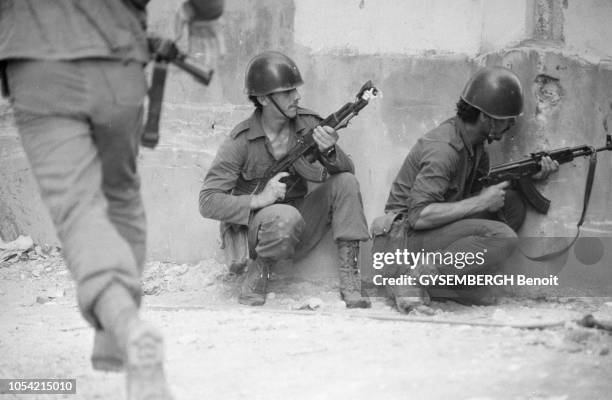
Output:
[387, 284, 434, 315]
[386, 263, 435, 315]
[124, 317, 173, 400]
[337, 240, 371, 308]
[238, 257, 272, 306]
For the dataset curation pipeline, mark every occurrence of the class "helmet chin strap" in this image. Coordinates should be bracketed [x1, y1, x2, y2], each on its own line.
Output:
[267, 95, 293, 120]
[485, 115, 495, 144]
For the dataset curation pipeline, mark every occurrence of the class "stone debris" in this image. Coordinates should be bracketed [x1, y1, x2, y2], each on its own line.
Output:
[35, 289, 65, 304]
[0, 235, 34, 252]
[1, 235, 34, 265]
[295, 297, 323, 311]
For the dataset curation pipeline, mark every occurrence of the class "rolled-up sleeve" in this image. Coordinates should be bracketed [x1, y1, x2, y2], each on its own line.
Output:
[319, 145, 355, 175]
[199, 137, 252, 225]
[405, 143, 458, 228]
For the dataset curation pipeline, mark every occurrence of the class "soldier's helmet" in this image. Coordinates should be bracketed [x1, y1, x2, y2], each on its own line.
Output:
[461, 66, 524, 119]
[245, 51, 303, 96]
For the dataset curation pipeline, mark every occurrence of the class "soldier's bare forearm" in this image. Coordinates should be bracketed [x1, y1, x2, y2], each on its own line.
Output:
[413, 197, 488, 230]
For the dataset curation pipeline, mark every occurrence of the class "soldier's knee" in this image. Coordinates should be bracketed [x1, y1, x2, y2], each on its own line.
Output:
[259, 204, 306, 241]
[493, 221, 518, 240]
[329, 172, 361, 195]
[255, 205, 305, 259]
[267, 205, 304, 236]
[492, 222, 519, 254]
[331, 172, 358, 185]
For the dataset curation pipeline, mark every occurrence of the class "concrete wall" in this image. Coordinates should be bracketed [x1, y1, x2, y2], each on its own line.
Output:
[1, 0, 611, 274]
[562, 0, 612, 64]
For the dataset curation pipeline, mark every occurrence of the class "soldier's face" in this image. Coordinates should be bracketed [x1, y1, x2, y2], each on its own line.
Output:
[486, 115, 516, 141]
[269, 88, 301, 118]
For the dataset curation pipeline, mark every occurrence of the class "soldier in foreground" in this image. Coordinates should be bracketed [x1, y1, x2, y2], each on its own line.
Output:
[373, 67, 558, 314]
[0, 0, 223, 398]
[199, 51, 371, 308]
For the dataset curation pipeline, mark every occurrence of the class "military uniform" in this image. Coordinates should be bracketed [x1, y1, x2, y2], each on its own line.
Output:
[1, 1, 223, 397]
[200, 107, 370, 263]
[381, 117, 520, 276]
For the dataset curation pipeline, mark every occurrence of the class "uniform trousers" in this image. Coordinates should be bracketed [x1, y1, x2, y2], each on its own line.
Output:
[248, 172, 370, 261]
[6, 59, 147, 327]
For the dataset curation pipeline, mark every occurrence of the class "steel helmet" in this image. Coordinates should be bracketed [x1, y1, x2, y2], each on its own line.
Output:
[460, 66, 524, 119]
[244, 51, 303, 96]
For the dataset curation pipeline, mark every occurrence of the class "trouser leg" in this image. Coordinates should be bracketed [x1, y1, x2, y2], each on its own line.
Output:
[242, 204, 304, 306]
[410, 218, 518, 304]
[8, 59, 170, 399]
[92, 61, 148, 272]
[296, 173, 371, 307]
[247, 173, 369, 262]
[248, 204, 305, 261]
[410, 218, 518, 275]
[296, 172, 370, 257]
[7, 59, 144, 327]
[388, 218, 517, 313]
[14, 113, 141, 326]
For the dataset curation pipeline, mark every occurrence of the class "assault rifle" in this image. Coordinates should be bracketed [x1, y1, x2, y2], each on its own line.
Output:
[252, 80, 379, 194]
[142, 37, 213, 148]
[478, 134, 612, 214]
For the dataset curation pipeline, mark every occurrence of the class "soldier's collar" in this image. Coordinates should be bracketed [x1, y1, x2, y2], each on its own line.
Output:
[455, 118, 476, 158]
[246, 110, 267, 141]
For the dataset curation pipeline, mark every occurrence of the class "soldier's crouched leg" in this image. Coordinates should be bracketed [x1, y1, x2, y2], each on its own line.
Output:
[241, 205, 305, 306]
[337, 240, 371, 308]
[319, 173, 371, 306]
[421, 219, 518, 307]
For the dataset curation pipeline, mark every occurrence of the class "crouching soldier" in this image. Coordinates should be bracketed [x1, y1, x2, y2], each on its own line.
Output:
[199, 51, 371, 308]
[371, 67, 558, 314]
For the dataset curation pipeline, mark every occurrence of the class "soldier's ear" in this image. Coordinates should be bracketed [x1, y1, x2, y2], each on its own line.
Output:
[257, 95, 269, 106]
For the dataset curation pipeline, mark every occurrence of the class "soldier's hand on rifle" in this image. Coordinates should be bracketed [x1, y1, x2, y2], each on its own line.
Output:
[251, 172, 289, 209]
[531, 155, 559, 180]
[479, 181, 510, 212]
[313, 126, 339, 153]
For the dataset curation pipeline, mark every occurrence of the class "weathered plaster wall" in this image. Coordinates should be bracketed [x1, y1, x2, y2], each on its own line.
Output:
[564, 0, 612, 64]
[1, 0, 611, 274]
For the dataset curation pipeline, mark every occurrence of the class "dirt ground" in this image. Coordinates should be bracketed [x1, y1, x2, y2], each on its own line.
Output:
[1, 249, 612, 400]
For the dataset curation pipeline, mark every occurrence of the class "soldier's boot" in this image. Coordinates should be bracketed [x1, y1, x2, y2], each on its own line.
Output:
[387, 284, 434, 315]
[125, 317, 173, 400]
[91, 330, 124, 372]
[238, 257, 272, 306]
[337, 240, 371, 309]
[386, 263, 435, 315]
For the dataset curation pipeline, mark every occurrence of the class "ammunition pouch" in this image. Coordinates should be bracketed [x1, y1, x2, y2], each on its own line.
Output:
[220, 222, 249, 273]
[370, 212, 409, 278]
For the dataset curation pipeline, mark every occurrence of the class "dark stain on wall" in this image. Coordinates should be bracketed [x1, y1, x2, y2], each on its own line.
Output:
[534, 74, 564, 116]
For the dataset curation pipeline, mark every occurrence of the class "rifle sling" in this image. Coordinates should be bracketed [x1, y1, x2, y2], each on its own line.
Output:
[142, 60, 167, 148]
[519, 152, 597, 262]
